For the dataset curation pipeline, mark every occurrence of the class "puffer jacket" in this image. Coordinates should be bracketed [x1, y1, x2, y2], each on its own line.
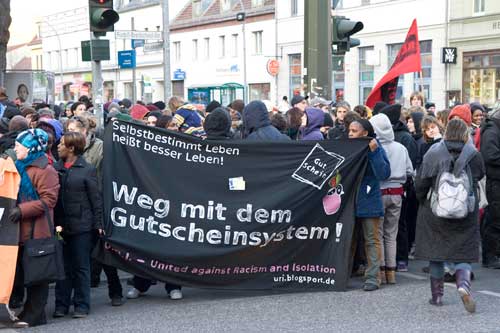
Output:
[54, 156, 103, 235]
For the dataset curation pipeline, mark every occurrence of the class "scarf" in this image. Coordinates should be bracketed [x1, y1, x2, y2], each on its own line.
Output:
[420, 139, 477, 179]
[15, 151, 44, 202]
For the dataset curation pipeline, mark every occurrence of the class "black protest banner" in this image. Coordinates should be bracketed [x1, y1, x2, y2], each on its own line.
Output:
[98, 120, 368, 291]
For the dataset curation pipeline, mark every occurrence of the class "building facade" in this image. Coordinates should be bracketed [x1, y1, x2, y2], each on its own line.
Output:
[448, 0, 500, 108]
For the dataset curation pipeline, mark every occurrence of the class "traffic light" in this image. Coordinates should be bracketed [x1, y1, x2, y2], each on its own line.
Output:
[332, 16, 363, 55]
[89, 0, 119, 36]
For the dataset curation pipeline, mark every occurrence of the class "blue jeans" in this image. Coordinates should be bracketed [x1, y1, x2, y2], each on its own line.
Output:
[429, 261, 471, 279]
[55, 232, 92, 313]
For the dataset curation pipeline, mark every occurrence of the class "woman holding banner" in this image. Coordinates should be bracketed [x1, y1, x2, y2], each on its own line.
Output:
[348, 119, 391, 292]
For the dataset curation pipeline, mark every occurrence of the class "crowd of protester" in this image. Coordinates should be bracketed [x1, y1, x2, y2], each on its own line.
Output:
[1, 84, 499, 328]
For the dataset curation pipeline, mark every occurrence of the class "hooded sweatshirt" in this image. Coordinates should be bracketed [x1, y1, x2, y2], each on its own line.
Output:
[204, 107, 232, 140]
[300, 107, 324, 141]
[370, 114, 414, 189]
[243, 101, 289, 141]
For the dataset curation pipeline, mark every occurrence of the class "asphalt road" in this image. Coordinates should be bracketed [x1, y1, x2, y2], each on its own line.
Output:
[1, 261, 499, 332]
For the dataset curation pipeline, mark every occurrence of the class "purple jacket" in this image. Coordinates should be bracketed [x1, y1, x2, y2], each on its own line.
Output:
[300, 107, 324, 141]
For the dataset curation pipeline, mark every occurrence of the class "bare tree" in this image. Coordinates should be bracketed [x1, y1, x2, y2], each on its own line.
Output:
[0, 0, 11, 86]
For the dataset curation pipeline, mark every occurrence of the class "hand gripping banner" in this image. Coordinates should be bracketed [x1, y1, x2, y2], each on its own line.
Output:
[97, 120, 369, 291]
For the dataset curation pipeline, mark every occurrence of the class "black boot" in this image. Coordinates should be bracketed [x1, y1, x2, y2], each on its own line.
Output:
[429, 277, 444, 306]
[455, 269, 476, 313]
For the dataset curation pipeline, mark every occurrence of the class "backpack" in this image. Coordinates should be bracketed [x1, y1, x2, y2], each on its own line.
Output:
[430, 164, 475, 219]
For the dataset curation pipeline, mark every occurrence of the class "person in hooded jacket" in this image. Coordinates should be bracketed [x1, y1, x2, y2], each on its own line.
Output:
[415, 119, 484, 314]
[370, 114, 414, 284]
[480, 108, 500, 269]
[204, 107, 233, 140]
[0, 116, 28, 160]
[243, 101, 289, 141]
[300, 107, 324, 141]
[349, 119, 391, 291]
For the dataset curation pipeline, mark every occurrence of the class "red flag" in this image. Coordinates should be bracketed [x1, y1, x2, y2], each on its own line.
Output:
[366, 19, 421, 108]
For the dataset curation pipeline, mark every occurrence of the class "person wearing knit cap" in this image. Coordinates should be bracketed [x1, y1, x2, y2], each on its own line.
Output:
[146, 104, 160, 112]
[349, 118, 391, 292]
[203, 107, 232, 140]
[173, 104, 206, 137]
[373, 101, 388, 115]
[130, 104, 150, 121]
[9, 128, 60, 328]
[205, 100, 221, 114]
[119, 98, 132, 109]
[448, 104, 472, 127]
[145, 111, 163, 127]
[153, 101, 166, 111]
[370, 114, 414, 284]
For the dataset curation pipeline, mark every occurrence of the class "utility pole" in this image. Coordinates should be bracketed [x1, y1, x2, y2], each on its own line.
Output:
[304, 0, 332, 99]
[162, 0, 172, 100]
[91, 33, 104, 128]
[237, 1, 248, 103]
[131, 17, 137, 102]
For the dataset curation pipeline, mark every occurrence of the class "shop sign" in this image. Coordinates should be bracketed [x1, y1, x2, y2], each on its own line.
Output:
[173, 69, 186, 80]
[442, 47, 457, 64]
[266, 59, 280, 76]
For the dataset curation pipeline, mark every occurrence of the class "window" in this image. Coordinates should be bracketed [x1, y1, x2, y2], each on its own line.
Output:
[289, 54, 302, 98]
[249, 83, 270, 101]
[463, 50, 500, 107]
[204, 37, 210, 59]
[192, 39, 198, 61]
[219, 35, 226, 58]
[173, 41, 181, 62]
[291, 0, 298, 16]
[193, 0, 202, 17]
[473, 0, 485, 14]
[387, 43, 405, 104]
[359, 47, 374, 104]
[231, 34, 238, 57]
[252, 31, 263, 55]
[414, 40, 432, 101]
[252, 0, 264, 7]
[220, 0, 231, 12]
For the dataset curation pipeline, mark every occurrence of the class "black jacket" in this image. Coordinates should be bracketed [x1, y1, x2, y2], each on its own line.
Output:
[54, 156, 103, 235]
[393, 121, 418, 168]
[480, 118, 500, 180]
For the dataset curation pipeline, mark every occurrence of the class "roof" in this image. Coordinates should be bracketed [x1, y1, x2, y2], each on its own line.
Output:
[11, 56, 32, 70]
[27, 35, 42, 46]
[171, 0, 275, 30]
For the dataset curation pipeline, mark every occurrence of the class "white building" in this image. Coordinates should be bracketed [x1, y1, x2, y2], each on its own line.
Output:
[276, 0, 448, 109]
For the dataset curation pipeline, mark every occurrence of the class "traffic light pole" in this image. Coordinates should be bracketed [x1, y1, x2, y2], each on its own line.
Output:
[131, 17, 137, 103]
[91, 33, 104, 129]
[304, 0, 332, 100]
[162, 0, 172, 100]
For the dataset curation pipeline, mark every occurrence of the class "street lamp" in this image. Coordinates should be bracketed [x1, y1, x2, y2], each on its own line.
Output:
[237, 0, 248, 103]
[38, 20, 64, 101]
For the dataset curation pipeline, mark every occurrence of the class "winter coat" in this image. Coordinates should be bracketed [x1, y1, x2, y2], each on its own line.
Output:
[300, 108, 324, 141]
[83, 133, 103, 189]
[480, 118, 500, 180]
[54, 156, 103, 235]
[18, 155, 60, 243]
[356, 142, 391, 218]
[415, 141, 485, 262]
[370, 114, 414, 189]
[0, 130, 18, 161]
[243, 101, 290, 141]
[393, 121, 418, 168]
[327, 121, 347, 140]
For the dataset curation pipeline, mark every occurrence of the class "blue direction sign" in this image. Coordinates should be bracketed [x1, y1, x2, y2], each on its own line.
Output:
[132, 39, 145, 49]
[173, 68, 186, 80]
[118, 50, 136, 69]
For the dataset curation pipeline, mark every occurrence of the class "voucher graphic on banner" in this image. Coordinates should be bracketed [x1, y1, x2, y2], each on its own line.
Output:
[97, 120, 369, 291]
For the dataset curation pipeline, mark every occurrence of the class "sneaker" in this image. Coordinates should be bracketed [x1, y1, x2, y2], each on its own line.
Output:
[397, 262, 408, 272]
[12, 320, 29, 328]
[126, 287, 143, 299]
[111, 297, 124, 307]
[457, 287, 476, 313]
[169, 289, 183, 300]
[72, 311, 88, 319]
[408, 244, 416, 260]
[52, 308, 68, 318]
[363, 283, 379, 292]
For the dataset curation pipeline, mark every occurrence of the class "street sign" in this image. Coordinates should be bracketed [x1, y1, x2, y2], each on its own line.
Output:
[115, 30, 162, 40]
[81, 39, 111, 61]
[266, 59, 280, 76]
[144, 41, 164, 53]
[118, 50, 137, 69]
[132, 39, 145, 49]
[173, 69, 186, 80]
